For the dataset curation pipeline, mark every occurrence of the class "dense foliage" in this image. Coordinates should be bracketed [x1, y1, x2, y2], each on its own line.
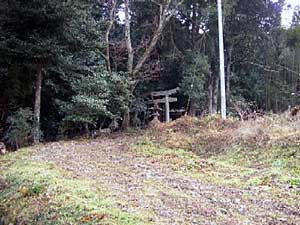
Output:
[0, 0, 299, 145]
[4, 108, 33, 149]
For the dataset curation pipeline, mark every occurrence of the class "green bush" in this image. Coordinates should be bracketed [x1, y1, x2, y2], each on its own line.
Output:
[4, 108, 34, 149]
[58, 67, 130, 134]
[180, 52, 209, 111]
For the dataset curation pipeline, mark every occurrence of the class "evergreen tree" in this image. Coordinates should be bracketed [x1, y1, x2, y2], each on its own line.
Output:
[0, 0, 108, 141]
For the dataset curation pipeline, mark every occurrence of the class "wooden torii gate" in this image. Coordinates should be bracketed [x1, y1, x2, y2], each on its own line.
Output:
[151, 87, 180, 122]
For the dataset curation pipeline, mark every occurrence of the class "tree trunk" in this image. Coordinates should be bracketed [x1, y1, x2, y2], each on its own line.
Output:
[33, 67, 43, 144]
[122, 0, 184, 128]
[189, 97, 196, 116]
[212, 75, 219, 114]
[191, 3, 198, 47]
[122, 108, 130, 130]
[124, 0, 134, 75]
[208, 71, 213, 114]
[129, 0, 184, 78]
[122, 83, 135, 129]
[84, 123, 90, 137]
[105, 0, 117, 74]
[123, 0, 133, 129]
[132, 3, 167, 77]
[226, 46, 233, 104]
[132, 21, 164, 77]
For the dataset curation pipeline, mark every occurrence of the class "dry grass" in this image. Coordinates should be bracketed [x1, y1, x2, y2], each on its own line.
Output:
[146, 114, 300, 156]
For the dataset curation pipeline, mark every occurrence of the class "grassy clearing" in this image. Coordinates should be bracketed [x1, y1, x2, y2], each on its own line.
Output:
[212, 145, 300, 187]
[129, 135, 300, 224]
[1, 115, 300, 224]
[131, 139, 300, 213]
[131, 139, 203, 173]
[131, 115, 300, 207]
[132, 140, 300, 190]
[0, 149, 148, 225]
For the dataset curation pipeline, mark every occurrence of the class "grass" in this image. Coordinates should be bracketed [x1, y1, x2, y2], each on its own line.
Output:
[213, 145, 300, 187]
[0, 149, 148, 225]
[138, 115, 300, 191]
[1, 115, 300, 224]
[132, 138, 300, 195]
[132, 139, 202, 173]
[131, 137, 300, 223]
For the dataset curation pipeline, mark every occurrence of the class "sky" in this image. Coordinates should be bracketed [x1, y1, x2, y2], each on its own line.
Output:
[281, 0, 299, 27]
[118, 0, 299, 27]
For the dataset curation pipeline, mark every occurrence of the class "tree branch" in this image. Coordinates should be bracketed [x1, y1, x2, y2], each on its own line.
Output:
[132, 0, 184, 78]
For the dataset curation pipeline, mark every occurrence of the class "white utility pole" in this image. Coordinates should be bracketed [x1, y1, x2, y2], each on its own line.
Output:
[217, 0, 227, 119]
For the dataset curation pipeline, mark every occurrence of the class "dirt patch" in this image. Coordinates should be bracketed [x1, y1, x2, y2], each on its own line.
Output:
[2, 115, 300, 224]
[29, 133, 300, 225]
[0, 178, 9, 191]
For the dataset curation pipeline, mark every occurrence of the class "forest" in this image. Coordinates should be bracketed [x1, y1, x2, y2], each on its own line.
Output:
[0, 0, 299, 145]
[1, 0, 300, 224]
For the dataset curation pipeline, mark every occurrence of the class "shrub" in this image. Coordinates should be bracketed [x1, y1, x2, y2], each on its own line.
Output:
[180, 52, 209, 111]
[4, 108, 34, 149]
[58, 68, 130, 133]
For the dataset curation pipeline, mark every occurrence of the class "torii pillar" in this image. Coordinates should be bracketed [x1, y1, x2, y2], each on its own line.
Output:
[151, 87, 179, 122]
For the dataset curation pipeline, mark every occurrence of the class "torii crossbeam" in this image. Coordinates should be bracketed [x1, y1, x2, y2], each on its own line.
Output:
[151, 87, 180, 122]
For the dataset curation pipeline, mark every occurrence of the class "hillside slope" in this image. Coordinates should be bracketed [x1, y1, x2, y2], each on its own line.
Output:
[1, 115, 300, 224]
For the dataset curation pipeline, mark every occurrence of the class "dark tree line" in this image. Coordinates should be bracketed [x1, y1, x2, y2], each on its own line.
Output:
[0, 0, 299, 148]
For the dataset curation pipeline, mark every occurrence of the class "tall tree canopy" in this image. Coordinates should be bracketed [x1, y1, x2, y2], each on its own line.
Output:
[0, 0, 299, 145]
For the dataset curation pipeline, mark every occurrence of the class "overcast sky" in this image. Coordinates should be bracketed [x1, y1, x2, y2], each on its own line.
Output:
[118, 1, 299, 27]
[281, 0, 299, 27]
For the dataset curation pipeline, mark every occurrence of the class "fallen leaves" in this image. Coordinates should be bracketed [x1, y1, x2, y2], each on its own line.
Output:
[80, 213, 107, 222]
[18, 186, 29, 197]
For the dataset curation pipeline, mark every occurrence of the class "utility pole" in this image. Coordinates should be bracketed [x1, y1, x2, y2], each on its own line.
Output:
[217, 0, 227, 119]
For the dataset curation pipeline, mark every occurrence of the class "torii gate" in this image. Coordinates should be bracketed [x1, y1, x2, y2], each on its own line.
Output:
[151, 87, 180, 122]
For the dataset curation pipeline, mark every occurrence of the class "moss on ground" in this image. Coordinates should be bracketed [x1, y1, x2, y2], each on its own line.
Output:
[0, 149, 149, 225]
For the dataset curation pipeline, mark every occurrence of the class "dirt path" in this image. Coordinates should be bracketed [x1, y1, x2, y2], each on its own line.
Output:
[33, 135, 300, 225]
